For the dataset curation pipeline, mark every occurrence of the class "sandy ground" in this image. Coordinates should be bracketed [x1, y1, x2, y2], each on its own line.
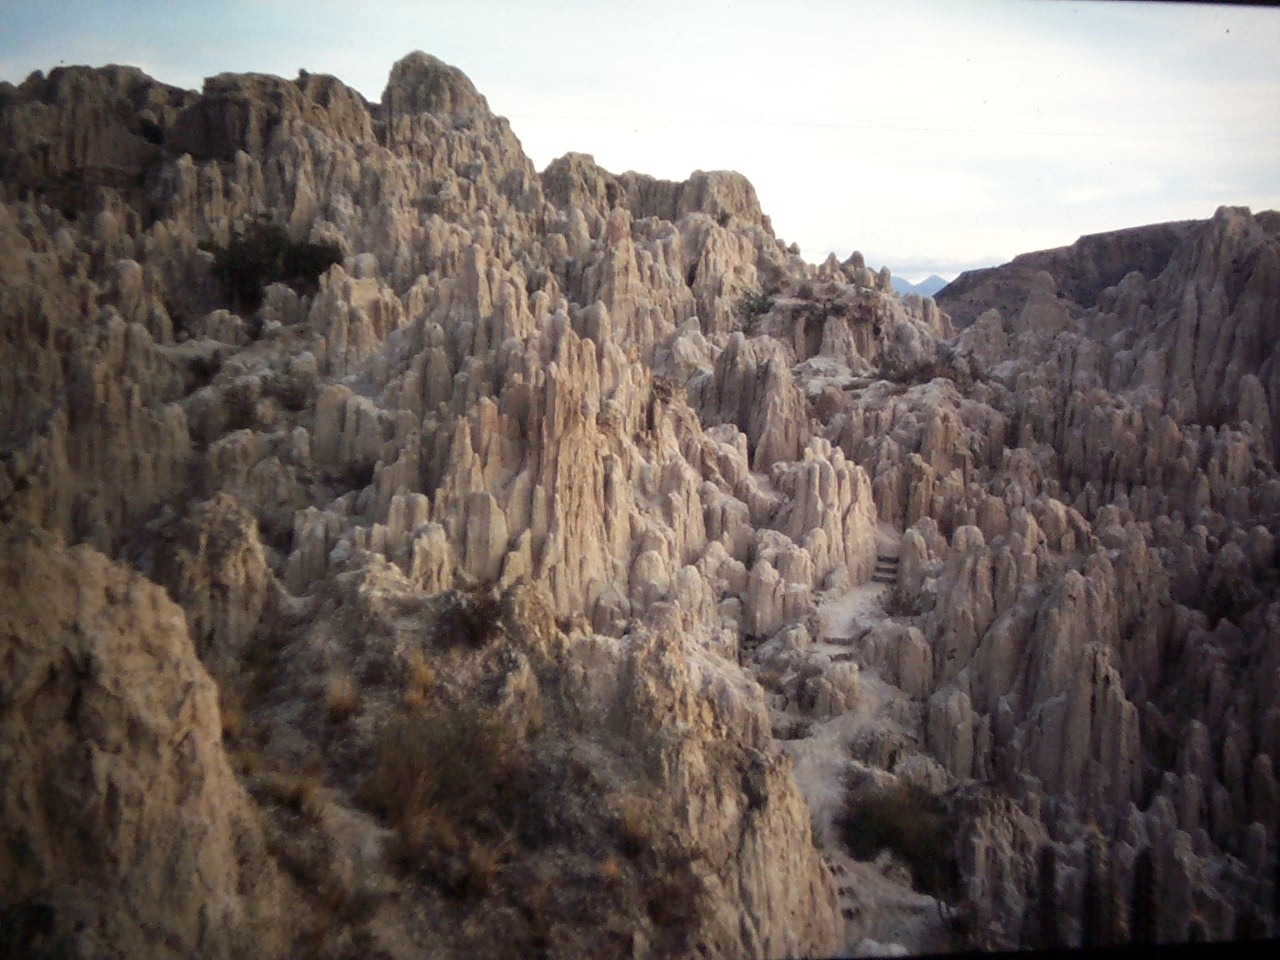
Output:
[816, 582, 887, 642]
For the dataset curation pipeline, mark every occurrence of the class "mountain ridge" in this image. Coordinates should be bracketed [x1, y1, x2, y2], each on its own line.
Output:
[890, 273, 949, 297]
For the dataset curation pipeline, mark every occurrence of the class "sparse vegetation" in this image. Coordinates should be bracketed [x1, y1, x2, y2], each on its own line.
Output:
[645, 858, 701, 928]
[738, 289, 775, 328]
[1200, 572, 1260, 628]
[324, 673, 360, 723]
[208, 217, 343, 312]
[876, 341, 974, 388]
[616, 796, 650, 858]
[835, 779, 958, 898]
[403, 648, 436, 707]
[259, 767, 326, 822]
[599, 854, 623, 886]
[435, 589, 504, 649]
[0, 898, 70, 960]
[219, 692, 244, 742]
[359, 701, 533, 899]
[882, 584, 922, 618]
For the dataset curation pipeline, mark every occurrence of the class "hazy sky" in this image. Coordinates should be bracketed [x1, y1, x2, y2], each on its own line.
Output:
[2, 0, 1278, 280]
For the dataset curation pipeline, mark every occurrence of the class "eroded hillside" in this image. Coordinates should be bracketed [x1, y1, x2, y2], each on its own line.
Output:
[1, 52, 1277, 957]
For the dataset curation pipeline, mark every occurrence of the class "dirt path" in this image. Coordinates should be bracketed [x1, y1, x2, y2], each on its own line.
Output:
[772, 523, 954, 956]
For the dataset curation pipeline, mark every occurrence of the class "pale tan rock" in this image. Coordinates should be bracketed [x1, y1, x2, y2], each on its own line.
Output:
[151, 494, 276, 674]
[0, 528, 285, 958]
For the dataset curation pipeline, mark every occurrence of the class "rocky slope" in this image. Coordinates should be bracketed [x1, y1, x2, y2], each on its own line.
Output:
[1, 51, 1277, 957]
[935, 218, 1202, 330]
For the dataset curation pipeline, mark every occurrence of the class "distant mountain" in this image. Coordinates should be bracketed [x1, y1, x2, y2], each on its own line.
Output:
[889, 273, 948, 297]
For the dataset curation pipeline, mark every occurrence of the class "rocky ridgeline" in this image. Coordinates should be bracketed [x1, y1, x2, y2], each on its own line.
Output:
[0, 51, 1277, 957]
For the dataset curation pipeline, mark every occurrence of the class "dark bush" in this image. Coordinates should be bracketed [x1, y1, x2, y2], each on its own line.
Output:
[210, 218, 343, 312]
[1200, 573, 1261, 627]
[435, 589, 504, 649]
[282, 237, 344, 289]
[877, 348, 974, 389]
[835, 780, 958, 897]
[0, 898, 70, 960]
[739, 290, 775, 325]
[137, 117, 164, 145]
[645, 859, 701, 928]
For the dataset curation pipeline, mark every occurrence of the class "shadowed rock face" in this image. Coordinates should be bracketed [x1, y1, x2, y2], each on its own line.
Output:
[0, 527, 286, 960]
[937, 219, 1201, 329]
[0, 65, 194, 186]
[1, 48, 1278, 957]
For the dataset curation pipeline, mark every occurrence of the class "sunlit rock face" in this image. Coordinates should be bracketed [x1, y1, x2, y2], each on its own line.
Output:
[2, 49, 1278, 957]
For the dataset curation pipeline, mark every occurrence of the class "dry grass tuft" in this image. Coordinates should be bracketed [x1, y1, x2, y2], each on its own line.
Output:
[262, 769, 326, 822]
[403, 648, 435, 707]
[617, 796, 650, 858]
[219, 689, 244, 742]
[600, 855, 623, 887]
[456, 838, 504, 900]
[325, 673, 360, 723]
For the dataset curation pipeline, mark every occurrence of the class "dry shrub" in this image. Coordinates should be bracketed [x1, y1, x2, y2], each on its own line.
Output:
[325, 673, 359, 723]
[404, 648, 435, 707]
[645, 859, 700, 928]
[261, 769, 326, 822]
[617, 796, 650, 858]
[881, 584, 922, 618]
[215, 678, 246, 742]
[600, 855, 623, 887]
[519, 881, 553, 952]
[836, 779, 957, 897]
[316, 872, 382, 925]
[360, 701, 532, 899]
[452, 838, 504, 900]
[435, 589, 504, 649]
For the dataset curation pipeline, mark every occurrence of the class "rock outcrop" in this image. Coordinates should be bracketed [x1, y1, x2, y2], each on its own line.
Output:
[0, 526, 286, 959]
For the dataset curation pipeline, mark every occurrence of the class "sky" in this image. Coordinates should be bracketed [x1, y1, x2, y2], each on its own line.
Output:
[2, 1, 1278, 282]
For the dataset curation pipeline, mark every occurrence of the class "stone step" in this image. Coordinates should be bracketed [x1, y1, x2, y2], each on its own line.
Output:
[873, 554, 899, 585]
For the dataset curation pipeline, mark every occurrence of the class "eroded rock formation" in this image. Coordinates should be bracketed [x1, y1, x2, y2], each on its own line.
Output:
[2, 49, 1277, 958]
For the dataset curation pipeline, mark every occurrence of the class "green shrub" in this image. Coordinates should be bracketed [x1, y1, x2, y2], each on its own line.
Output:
[210, 218, 343, 312]
[739, 290, 774, 324]
[835, 780, 958, 897]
